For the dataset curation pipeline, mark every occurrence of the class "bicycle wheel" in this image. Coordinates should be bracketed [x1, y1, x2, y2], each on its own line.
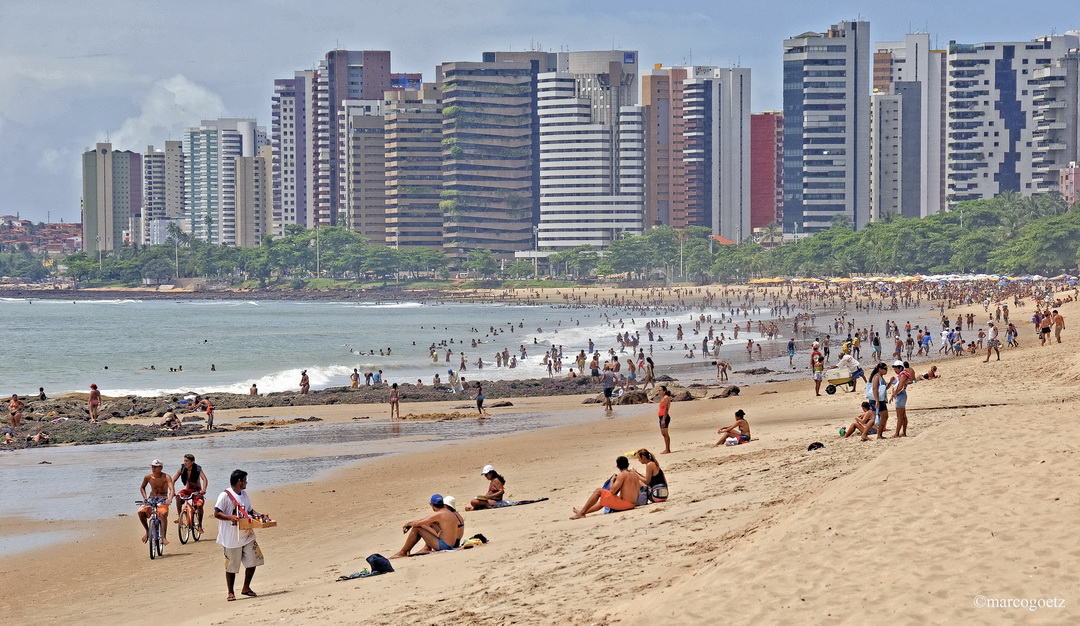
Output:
[149, 518, 159, 560]
[178, 510, 190, 544]
[191, 512, 203, 542]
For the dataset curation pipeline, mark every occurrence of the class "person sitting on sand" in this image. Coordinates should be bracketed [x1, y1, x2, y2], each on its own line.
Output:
[634, 449, 668, 503]
[716, 409, 751, 445]
[842, 401, 876, 441]
[390, 494, 465, 558]
[920, 365, 940, 380]
[569, 456, 643, 520]
[162, 411, 180, 431]
[467, 465, 505, 511]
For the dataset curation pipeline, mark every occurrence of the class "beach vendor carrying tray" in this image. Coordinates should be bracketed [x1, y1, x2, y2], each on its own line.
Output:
[224, 490, 278, 529]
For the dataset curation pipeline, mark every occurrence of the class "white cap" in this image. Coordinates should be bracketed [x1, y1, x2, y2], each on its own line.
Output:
[443, 495, 457, 510]
[481, 464, 495, 475]
[893, 360, 905, 367]
[151, 459, 163, 467]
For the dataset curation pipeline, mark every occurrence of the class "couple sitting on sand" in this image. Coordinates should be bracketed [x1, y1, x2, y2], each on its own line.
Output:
[570, 449, 667, 520]
[390, 494, 464, 559]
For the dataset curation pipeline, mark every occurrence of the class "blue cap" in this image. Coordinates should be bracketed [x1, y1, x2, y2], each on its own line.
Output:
[448, 369, 453, 374]
[429, 494, 443, 505]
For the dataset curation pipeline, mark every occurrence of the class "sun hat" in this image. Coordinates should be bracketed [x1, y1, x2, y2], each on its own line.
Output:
[443, 495, 457, 510]
[481, 464, 495, 475]
[429, 494, 443, 505]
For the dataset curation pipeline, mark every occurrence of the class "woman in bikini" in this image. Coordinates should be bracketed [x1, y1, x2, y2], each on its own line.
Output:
[716, 409, 751, 445]
[634, 449, 668, 503]
[467, 465, 505, 511]
[8, 394, 23, 431]
[475, 383, 488, 416]
[88, 384, 101, 423]
[388, 383, 400, 419]
[656, 386, 672, 454]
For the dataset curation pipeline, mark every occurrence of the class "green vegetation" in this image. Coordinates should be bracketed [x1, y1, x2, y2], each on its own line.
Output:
[8, 192, 1073, 291]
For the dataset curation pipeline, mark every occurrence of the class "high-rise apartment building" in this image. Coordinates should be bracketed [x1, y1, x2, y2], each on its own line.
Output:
[82, 142, 141, 253]
[341, 99, 387, 243]
[385, 84, 444, 249]
[1061, 162, 1080, 206]
[142, 140, 184, 245]
[870, 33, 947, 220]
[1031, 50, 1080, 195]
[536, 58, 645, 251]
[945, 33, 1080, 206]
[438, 55, 547, 262]
[312, 50, 392, 227]
[783, 20, 871, 233]
[642, 65, 752, 241]
[183, 118, 267, 245]
[271, 70, 315, 233]
[234, 145, 273, 248]
[750, 112, 784, 230]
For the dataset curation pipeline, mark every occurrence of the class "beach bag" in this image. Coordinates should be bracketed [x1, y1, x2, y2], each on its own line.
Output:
[637, 485, 649, 506]
[649, 484, 669, 503]
[366, 553, 394, 575]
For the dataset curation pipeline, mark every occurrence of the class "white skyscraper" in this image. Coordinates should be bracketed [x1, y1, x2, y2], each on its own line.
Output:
[142, 140, 184, 245]
[946, 33, 1080, 206]
[183, 118, 267, 245]
[871, 33, 947, 219]
[272, 70, 315, 233]
[536, 51, 644, 251]
[783, 20, 871, 232]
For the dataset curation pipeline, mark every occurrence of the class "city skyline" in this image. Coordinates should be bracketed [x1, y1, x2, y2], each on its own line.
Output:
[3, 0, 1080, 223]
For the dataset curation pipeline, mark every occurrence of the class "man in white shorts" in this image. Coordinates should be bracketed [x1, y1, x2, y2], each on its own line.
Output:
[214, 469, 265, 602]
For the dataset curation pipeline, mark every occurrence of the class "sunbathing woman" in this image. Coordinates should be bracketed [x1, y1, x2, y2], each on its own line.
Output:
[919, 365, 940, 380]
[634, 449, 668, 503]
[467, 465, 505, 511]
[716, 409, 750, 445]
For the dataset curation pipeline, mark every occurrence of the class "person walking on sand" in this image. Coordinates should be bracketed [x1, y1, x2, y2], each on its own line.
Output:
[299, 370, 310, 394]
[1053, 309, 1065, 343]
[569, 456, 643, 519]
[984, 322, 1001, 362]
[656, 385, 672, 454]
[87, 383, 102, 423]
[600, 364, 616, 413]
[213, 470, 265, 602]
[388, 383, 401, 419]
[390, 494, 465, 558]
[474, 383, 488, 416]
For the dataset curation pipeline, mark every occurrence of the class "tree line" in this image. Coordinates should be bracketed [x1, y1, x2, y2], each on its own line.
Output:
[6, 193, 1077, 286]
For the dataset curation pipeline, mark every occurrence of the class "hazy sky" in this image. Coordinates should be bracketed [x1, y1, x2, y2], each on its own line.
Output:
[2, 0, 1078, 223]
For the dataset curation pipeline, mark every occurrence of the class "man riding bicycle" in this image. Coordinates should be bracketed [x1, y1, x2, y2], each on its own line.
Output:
[139, 459, 174, 545]
[173, 453, 208, 532]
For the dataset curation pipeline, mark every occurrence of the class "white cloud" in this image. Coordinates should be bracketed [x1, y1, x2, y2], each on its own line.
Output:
[102, 75, 229, 150]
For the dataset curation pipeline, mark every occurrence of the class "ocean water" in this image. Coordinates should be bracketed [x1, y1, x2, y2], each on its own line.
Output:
[0, 297, 788, 398]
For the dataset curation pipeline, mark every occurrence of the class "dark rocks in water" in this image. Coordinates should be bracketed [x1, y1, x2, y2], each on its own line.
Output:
[655, 375, 675, 382]
[582, 397, 602, 404]
[736, 367, 775, 375]
[617, 390, 651, 405]
[452, 404, 475, 410]
[489, 401, 513, 407]
[672, 391, 694, 402]
[687, 383, 707, 388]
[709, 386, 740, 399]
[764, 379, 786, 383]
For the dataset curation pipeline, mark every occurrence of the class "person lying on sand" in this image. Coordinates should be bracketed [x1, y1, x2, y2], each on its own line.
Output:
[467, 465, 505, 511]
[570, 456, 642, 520]
[716, 409, 751, 445]
[920, 365, 940, 380]
[390, 494, 465, 558]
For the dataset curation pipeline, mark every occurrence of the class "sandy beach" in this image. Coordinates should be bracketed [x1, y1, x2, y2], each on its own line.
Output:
[2, 288, 1078, 624]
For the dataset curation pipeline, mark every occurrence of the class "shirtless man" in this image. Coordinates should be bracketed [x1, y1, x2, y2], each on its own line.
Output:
[299, 370, 310, 394]
[716, 409, 751, 445]
[714, 359, 730, 381]
[139, 460, 174, 545]
[1053, 310, 1065, 343]
[173, 453, 209, 531]
[390, 495, 465, 558]
[570, 456, 643, 519]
